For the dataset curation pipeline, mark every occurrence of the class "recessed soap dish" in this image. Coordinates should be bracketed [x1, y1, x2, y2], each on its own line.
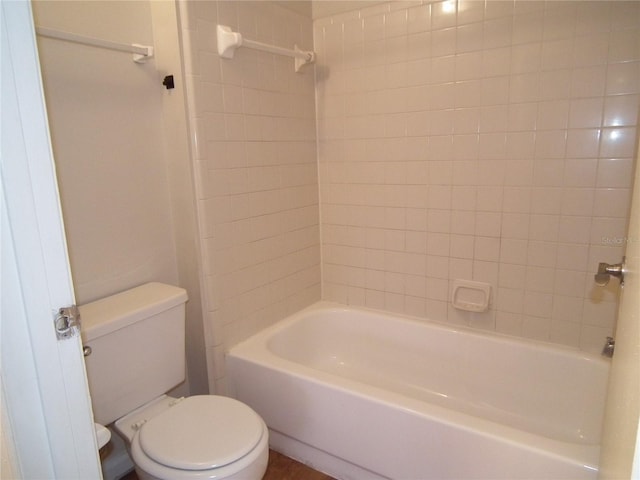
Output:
[451, 279, 491, 312]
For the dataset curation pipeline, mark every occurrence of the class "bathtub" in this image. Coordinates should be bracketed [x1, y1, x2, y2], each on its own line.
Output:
[227, 302, 610, 480]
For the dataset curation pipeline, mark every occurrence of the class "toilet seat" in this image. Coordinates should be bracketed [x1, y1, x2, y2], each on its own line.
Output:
[128, 396, 269, 480]
[139, 395, 263, 470]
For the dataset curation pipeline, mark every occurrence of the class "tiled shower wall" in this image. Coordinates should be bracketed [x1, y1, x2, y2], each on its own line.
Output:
[315, 0, 640, 353]
[178, 1, 320, 392]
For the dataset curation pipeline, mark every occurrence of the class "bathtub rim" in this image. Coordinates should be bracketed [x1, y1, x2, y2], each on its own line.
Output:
[231, 300, 610, 364]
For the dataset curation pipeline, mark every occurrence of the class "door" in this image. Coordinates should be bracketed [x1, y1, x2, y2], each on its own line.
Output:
[1, 1, 102, 478]
[598, 140, 640, 475]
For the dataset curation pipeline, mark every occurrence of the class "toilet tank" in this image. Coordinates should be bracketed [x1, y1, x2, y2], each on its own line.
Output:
[80, 283, 188, 425]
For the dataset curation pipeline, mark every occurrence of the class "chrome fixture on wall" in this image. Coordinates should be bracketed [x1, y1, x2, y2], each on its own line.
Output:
[594, 258, 626, 287]
[602, 337, 615, 358]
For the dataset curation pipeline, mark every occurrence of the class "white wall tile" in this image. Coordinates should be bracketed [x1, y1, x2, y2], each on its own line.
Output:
[315, 0, 639, 351]
[183, 1, 320, 390]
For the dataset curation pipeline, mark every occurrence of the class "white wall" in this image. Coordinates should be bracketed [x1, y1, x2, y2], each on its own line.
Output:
[33, 1, 179, 304]
[599, 132, 640, 479]
[148, 0, 209, 395]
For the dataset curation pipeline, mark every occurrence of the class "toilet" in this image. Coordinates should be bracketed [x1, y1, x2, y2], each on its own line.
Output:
[80, 282, 268, 480]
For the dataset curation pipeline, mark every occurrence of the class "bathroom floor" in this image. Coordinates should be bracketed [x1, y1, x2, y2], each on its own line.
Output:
[120, 449, 335, 480]
[263, 450, 335, 480]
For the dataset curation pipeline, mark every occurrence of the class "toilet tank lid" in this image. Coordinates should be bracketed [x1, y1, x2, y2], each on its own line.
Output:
[80, 283, 187, 342]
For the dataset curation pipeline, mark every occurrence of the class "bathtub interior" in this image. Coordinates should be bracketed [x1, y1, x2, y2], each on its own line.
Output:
[227, 304, 609, 480]
[262, 306, 609, 445]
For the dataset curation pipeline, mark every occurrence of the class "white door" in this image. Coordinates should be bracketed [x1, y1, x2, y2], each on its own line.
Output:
[1, 1, 102, 478]
[598, 140, 640, 475]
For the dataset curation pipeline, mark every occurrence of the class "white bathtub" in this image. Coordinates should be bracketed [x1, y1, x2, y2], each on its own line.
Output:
[227, 302, 610, 480]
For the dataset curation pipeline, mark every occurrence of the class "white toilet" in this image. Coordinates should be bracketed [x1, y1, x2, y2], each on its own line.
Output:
[80, 282, 269, 480]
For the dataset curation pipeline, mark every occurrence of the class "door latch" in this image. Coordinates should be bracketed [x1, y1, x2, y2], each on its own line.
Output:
[54, 305, 81, 340]
[594, 258, 625, 287]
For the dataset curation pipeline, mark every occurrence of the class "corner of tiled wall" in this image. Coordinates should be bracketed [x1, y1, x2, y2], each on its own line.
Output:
[177, 0, 321, 393]
[314, 0, 640, 354]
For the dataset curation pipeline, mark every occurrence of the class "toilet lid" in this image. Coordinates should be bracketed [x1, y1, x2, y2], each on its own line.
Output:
[138, 396, 264, 471]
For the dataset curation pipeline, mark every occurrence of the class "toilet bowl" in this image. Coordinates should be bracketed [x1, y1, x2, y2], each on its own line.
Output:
[79, 283, 269, 480]
[116, 396, 268, 480]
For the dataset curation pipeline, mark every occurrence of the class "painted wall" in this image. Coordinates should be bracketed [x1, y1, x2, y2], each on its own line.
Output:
[314, 0, 640, 353]
[32, 1, 209, 395]
[33, 1, 179, 304]
[178, 1, 321, 393]
[599, 133, 640, 480]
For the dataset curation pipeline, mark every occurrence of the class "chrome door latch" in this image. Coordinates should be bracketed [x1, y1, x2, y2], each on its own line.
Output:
[54, 305, 81, 340]
[594, 257, 625, 287]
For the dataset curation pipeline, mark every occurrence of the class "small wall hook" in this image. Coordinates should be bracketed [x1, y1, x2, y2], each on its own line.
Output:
[162, 75, 175, 90]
